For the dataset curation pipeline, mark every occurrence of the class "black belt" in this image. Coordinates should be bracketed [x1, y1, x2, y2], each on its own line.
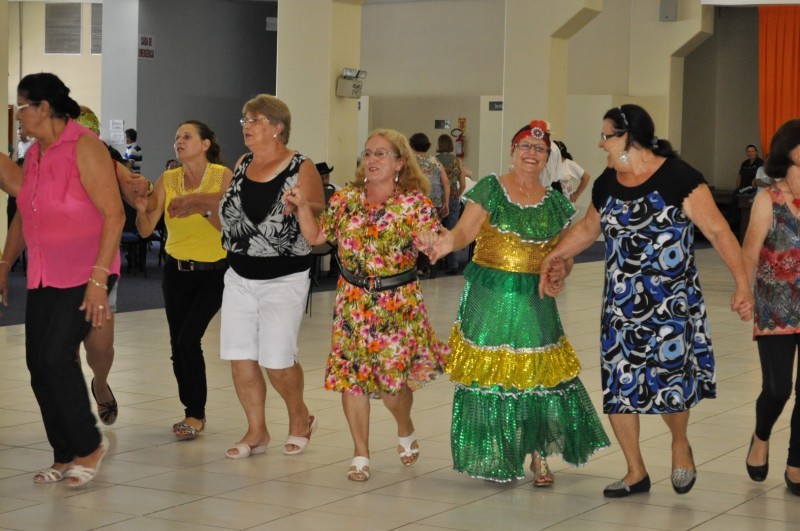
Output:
[340, 266, 418, 293]
[170, 257, 228, 272]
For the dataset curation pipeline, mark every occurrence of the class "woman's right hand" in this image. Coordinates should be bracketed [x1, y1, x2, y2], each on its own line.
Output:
[417, 229, 454, 263]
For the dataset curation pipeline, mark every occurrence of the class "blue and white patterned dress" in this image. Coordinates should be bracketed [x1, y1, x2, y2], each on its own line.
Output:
[592, 158, 714, 414]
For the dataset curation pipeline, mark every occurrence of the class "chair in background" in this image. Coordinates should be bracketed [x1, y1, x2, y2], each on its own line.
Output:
[120, 202, 148, 276]
[305, 242, 336, 315]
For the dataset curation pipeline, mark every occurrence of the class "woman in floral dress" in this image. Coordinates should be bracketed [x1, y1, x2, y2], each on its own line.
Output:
[424, 119, 609, 484]
[284, 129, 448, 481]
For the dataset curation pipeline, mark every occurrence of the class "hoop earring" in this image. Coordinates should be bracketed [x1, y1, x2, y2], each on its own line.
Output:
[618, 151, 630, 165]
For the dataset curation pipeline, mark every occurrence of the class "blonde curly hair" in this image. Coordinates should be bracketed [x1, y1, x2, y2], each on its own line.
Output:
[354, 129, 430, 196]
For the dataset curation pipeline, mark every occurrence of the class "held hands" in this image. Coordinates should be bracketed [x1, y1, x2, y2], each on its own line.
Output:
[282, 185, 306, 215]
[416, 228, 454, 264]
[124, 173, 151, 200]
[538, 255, 567, 299]
[731, 286, 754, 321]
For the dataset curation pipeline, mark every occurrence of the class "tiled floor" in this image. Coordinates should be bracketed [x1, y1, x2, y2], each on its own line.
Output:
[0, 249, 797, 530]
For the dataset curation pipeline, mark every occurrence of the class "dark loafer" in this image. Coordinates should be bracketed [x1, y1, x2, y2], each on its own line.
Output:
[786, 472, 800, 496]
[746, 435, 769, 482]
[603, 474, 651, 498]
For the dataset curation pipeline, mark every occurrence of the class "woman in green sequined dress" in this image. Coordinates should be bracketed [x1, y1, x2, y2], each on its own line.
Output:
[424, 120, 609, 483]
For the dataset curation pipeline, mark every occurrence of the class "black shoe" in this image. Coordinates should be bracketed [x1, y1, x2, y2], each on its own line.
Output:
[672, 446, 697, 494]
[746, 435, 769, 482]
[603, 474, 650, 498]
[786, 471, 800, 496]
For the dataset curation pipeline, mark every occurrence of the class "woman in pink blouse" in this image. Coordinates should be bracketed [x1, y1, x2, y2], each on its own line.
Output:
[0, 73, 124, 487]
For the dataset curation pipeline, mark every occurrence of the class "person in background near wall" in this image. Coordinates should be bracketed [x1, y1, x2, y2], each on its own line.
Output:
[135, 120, 232, 441]
[165, 159, 181, 171]
[742, 119, 800, 497]
[435, 134, 465, 275]
[124, 128, 143, 172]
[410, 132, 449, 278]
[0, 72, 124, 486]
[422, 119, 609, 484]
[540, 104, 753, 498]
[738, 144, 765, 192]
[552, 140, 590, 204]
[284, 128, 448, 482]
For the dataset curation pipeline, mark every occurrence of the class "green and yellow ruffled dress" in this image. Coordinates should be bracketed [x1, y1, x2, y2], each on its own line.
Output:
[449, 175, 609, 482]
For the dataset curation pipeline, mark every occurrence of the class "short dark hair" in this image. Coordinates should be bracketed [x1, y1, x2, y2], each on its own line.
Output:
[765, 119, 800, 179]
[746, 144, 758, 151]
[125, 128, 137, 142]
[409, 132, 431, 152]
[437, 134, 454, 153]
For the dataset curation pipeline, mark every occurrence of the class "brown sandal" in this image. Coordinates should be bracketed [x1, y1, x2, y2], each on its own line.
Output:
[531, 453, 554, 487]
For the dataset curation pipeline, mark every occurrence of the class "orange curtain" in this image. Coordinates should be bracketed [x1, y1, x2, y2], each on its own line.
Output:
[759, 6, 800, 154]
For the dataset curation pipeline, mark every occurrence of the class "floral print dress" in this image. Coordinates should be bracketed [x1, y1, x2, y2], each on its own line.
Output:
[317, 185, 449, 397]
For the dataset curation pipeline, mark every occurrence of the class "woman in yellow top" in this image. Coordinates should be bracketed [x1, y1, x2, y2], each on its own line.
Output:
[135, 120, 233, 439]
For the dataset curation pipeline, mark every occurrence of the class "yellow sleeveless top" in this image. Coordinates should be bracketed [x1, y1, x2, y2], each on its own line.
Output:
[163, 164, 227, 262]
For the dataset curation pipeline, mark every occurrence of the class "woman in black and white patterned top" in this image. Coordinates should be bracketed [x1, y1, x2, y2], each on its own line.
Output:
[218, 94, 325, 460]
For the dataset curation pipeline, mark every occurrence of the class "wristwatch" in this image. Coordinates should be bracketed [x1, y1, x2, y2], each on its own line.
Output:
[203, 210, 213, 218]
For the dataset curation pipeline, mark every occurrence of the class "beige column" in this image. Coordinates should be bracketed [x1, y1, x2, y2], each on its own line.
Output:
[1, 0, 9, 245]
[276, 0, 363, 186]
[501, 0, 601, 168]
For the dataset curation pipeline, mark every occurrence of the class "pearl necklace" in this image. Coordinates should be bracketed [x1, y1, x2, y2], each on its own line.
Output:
[181, 163, 209, 195]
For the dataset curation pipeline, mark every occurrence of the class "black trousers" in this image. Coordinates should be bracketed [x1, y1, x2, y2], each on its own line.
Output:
[26, 284, 99, 464]
[162, 259, 225, 420]
[755, 334, 800, 467]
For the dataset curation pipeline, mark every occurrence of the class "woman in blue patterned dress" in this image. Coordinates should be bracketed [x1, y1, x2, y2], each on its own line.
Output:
[540, 104, 753, 497]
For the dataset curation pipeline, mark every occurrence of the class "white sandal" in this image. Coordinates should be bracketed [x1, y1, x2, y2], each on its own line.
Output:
[33, 467, 66, 484]
[347, 456, 370, 481]
[398, 432, 420, 466]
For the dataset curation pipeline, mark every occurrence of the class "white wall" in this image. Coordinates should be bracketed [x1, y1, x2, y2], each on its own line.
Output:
[100, 0, 138, 154]
[8, 3, 102, 113]
[360, 0, 505, 174]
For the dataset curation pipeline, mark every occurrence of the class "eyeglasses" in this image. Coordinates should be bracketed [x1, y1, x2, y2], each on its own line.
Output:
[514, 143, 548, 153]
[361, 149, 398, 159]
[15, 102, 38, 113]
[600, 131, 625, 142]
[239, 117, 270, 127]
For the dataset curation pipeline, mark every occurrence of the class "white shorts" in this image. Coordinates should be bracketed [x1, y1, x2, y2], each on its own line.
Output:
[220, 267, 310, 369]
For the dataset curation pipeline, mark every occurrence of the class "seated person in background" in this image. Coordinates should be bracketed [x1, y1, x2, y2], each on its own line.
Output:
[731, 144, 765, 231]
[737, 144, 764, 193]
[165, 159, 181, 171]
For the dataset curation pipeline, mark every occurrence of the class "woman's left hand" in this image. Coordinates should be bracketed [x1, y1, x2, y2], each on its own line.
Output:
[439, 203, 449, 218]
[168, 195, 195, 218]
[80, 283, 111, 328]
[282, 185, 306, 215]
[731, 285, 754, 321]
